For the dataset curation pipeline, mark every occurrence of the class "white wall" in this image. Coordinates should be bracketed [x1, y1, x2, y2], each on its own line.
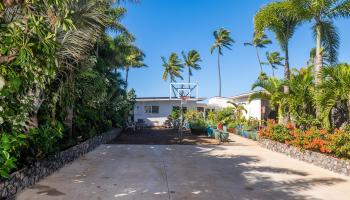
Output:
[207, 97, 232, 109]
[133, 100, 203, 126]
[230, 97, 262, 120]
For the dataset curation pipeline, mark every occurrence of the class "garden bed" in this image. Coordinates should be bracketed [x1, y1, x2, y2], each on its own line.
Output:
[0, 129, 121, 199]
[259, 138, 350, 177]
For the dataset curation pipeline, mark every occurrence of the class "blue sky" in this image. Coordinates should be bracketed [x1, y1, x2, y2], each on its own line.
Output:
[118, 0, 350, 98]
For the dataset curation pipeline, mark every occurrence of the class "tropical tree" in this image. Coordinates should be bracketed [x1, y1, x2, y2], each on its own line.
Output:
[315, 64, 350, 128]
[228, 101, 247, 121]
[210, 28, 234, 97]
[124, 46, 146, 88]
[285, 67, 317, 129]
[254, 1, 301, 93]
[249, 77, 286, 124]
[161, 53, 184, 83]
[263, 51, 284, 76]
[244, 33, 272, 72]
[308, 47, 330, 66]
[288, 0, 350, 85]
[182, 50, 202, 84]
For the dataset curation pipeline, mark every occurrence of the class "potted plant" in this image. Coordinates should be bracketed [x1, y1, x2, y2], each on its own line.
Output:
[242, 117, 259, 140]
[207, 111, 218, 136]
[227, 121, 238, 134]
[217, 108, 233, 131]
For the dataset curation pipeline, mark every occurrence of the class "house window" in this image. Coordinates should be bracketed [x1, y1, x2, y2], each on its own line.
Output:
[197, 107, 204, 112]
[145, 106, 159, 114]
[173, 106, 180, 111]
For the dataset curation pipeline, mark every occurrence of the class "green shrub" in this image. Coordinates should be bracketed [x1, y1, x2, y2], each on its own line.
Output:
[0, 133, 26, 179]
[26, 121, 64, 161]
[190, 118, 207, 130]
[271, 125, 293, 143]
[328, 129, 350, 158]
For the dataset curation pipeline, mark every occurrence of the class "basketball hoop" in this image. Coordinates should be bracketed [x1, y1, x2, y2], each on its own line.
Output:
[180, 96, 189, 105]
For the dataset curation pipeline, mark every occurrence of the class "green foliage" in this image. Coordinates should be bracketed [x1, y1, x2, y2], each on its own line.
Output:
[161, 53, 184, 82]
[328, 129, 350, 158]
[0, 0, 140, 179]
[216, 108, 233, 125]
[270, 124, 293, 143]
[26, 121, 64, 160]
[190, 118, 207, 131]
[207, 111, 218, 127]
[242, 118, 260, 131]
[0, 133, 26, 178]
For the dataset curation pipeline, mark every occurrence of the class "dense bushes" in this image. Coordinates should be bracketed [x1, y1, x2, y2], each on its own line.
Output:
[0, 1, 140, 179]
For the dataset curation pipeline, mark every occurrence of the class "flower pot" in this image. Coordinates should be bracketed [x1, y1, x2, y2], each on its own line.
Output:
[207, 127, 214, 137]
[217, 123, 223, 130]
[246, 130, 258, 141]
[220, 132, 229, 142]
[228, 128, 236, 134]
[241, 130, 249, 138]
[223, 125, 228, 132]
[214, 130, 221, 140]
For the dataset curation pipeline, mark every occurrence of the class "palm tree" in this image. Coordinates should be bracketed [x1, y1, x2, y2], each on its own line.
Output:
[228, 101, 247, 121]
[254, 1, 301, 93]
[124, 46, 146, 88]
[161, 53, 184, 83]
[249, 77, 286, 124]
[210, 28, 234, 97]
[182, 50, 202, 84]
[285, 67, 316, 129]
[315, 64, 350, 128]
[288, 0, 350, 85]
[264, 51, 284, 76]
[244, 33, 272, 72]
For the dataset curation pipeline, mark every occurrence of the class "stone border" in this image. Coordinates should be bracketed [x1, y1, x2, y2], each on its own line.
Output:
[259, 138, 350, 176]
[0, 129, 121, 200]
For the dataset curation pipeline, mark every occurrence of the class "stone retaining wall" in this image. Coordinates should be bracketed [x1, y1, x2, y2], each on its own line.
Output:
[259, 138, 350, 176]
[0, 129, 121, 200]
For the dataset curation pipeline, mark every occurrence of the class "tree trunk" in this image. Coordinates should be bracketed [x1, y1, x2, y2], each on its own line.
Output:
[188, 68, 191, 84]
[63, 106, 74, 139]
[26, 88, 44, 129]
[125, 67, 129, 89]
[255, 47, 263, 72]
[283, 44, 291, 124]
[315, 23, 323, 86]
[217, 52, 222, 97]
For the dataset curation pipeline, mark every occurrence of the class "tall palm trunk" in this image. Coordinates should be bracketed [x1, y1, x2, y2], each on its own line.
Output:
[217, 52, 222, 97]
[255, 47, 263, 72]
[315, 23, 323, 85]
[125, 67, 129, 89]
[188, 68, 191, 84]
[283, 43, 291, 124]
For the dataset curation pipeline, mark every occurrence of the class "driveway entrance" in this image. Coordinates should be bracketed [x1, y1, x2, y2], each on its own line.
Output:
[17, 130, 350, 200]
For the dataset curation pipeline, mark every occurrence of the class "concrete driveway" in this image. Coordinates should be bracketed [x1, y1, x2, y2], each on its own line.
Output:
[17, 134, 350, 200]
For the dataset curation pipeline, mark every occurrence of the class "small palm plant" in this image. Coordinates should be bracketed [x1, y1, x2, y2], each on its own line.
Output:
[315, 64, 350, 128]
[161, 53, 184, 83]
[210, 28, 234, 97]
[249, 77, 286, 124]
[182, 50, 202, 84]
[228, 101, 247, 122]
[244, 33, 272, 73]
[263, 51, 284, 77]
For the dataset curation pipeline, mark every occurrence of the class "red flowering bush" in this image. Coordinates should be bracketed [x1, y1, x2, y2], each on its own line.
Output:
[258, 120, 350, 158]
[327, 129, 350, 158]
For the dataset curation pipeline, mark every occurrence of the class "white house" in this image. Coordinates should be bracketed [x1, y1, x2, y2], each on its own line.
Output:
[133, 97, 206, 126]
[132, 90, 271, 127]
[201, 91, 271, 121]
